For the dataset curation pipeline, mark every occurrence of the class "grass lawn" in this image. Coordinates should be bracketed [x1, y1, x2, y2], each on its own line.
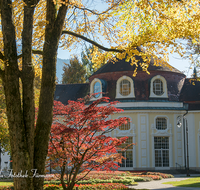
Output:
[163, 177, 200, 188]
[0, 182, 13, 187]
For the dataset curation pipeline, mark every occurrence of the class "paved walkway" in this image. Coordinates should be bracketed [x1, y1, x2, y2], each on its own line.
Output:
[128, 174, 200, 190]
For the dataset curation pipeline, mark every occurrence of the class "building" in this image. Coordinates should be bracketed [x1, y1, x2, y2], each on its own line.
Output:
[0, 150, 10, 173]
[55, 55, 200, 171]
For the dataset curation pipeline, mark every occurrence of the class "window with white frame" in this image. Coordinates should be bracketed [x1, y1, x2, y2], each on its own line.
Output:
[90, 78, 102, 99]
[153, 79, 163, 95]
[119, 119, 130, 130]
[118, 137, 133, 167]
[154, 136, 169, 167]
[118, 150, 133, 167]
[116, 76, 135, 99]
[93, 81, 101, 98]
[120, 80, 131, 96]
[156, 117, 167, 130]
[150, 75, 168, 98]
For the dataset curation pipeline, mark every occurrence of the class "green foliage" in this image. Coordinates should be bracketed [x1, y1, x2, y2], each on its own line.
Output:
[76, 183, 129, 190]
[43, 183, 130, 190]
[0, 181, 14, 190]
[81, 46, 105, 80]
[43, 184, 62, 190]
[77, 178, 133, 185]
[62, 56, 87, 84]
[0, 80, 10, 152]
[131, 176, 146, 182]
[0, 187, 14, 190]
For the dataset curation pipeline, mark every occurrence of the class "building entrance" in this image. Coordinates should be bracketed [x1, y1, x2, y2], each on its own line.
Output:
[154, 137, 169, 167]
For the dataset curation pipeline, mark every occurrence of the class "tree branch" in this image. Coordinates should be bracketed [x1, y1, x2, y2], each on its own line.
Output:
[62, 30, 124, 52]
[74, 0, 122, 16]
[17, 49, 43, 59]
[0, 68, 5, 79]
[32, 49, 43, 55]
[0, 51, 6, 61]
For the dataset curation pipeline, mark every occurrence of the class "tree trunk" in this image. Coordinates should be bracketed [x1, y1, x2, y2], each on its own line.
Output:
[1, 0, 32, 190]
[61, 165, 67, 190]
[33, 1, 68, 190]
[0, 0, 68, 189]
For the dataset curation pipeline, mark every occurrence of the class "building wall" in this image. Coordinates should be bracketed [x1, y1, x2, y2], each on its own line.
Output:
[88, 65, 200, 171]
[1, 152, 10, 171]
[110, 109, 200, 170]
[89, 70, 185, 101]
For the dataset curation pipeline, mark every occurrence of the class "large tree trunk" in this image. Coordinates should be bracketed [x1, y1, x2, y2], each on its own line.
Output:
[0, 0, 68, 190]
[1, 0, 33, 190]
[33, 1, 68, 190]
[0, 0, 37, 189]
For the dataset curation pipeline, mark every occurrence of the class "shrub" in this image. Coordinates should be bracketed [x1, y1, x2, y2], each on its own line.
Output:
[0, 187, 14, 190]
[44, 183, 130, 190]
[77, 183, 129, 190]
[43, 184, 61, 190]
[77, 178, 133, 185]
[132, 176, 146, 182]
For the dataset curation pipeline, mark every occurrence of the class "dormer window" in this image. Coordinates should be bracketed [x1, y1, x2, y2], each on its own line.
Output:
[150, 75, 168, 98]
[90, 78, 107, 100]
[153, 79, 163, 95]
[116, 76, 135, 99]
[120, 80, 131, 96]
[93, 81, 101, 98]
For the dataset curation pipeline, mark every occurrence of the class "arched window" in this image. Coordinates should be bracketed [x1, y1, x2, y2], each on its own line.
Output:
[90, 78, 107, 100]
[156, 117, 167, 130]
[93, 81, 101, 98]
[116, 76, 135, 99]
[153, 79, 163, 95]
[150, 75, 168, 98]
[119, 120, 130, 130]
[120, 80, 131, 96]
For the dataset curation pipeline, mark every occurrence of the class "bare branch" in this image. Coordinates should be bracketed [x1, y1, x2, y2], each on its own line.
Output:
[74, 0, 122, 16]
[62, 30, 124, 52]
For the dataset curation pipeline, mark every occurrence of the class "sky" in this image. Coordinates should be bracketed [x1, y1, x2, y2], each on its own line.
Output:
[58, 48, 194, 78]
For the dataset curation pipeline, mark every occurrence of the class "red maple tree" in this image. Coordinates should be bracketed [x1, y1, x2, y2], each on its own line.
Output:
[47, 96, 129, 190]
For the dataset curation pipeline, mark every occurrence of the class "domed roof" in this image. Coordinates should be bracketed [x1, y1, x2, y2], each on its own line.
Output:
[92, 53, 183, 76]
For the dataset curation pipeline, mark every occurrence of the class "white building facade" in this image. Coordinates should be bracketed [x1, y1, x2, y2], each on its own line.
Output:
[55, 56, 200, 171]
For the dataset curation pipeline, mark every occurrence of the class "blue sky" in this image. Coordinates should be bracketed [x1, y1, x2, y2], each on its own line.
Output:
[58, 48, 193, 78]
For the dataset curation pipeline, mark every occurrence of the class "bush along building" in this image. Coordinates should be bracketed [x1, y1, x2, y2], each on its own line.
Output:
[55, 55, 200, 172]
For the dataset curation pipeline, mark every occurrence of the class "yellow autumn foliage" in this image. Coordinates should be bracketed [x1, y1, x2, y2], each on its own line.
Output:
[89, 0, 200, 74]
[0, 0, 199, 149]
[1, 0, 199, 76]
